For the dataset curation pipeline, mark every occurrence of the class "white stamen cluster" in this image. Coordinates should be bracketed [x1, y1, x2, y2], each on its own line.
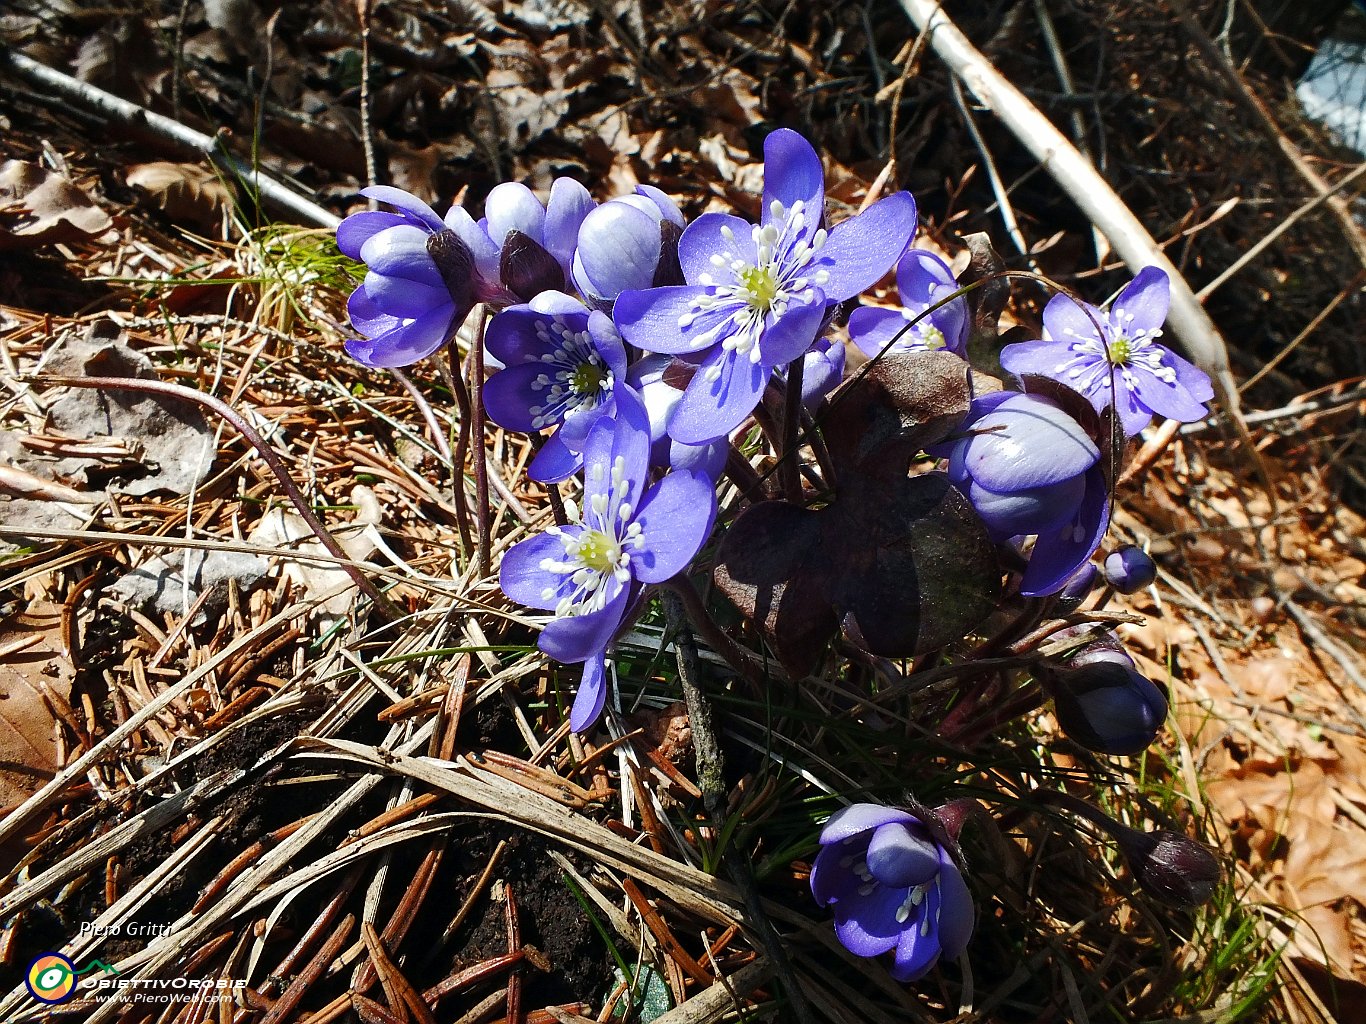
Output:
[526, 315, 613, 429]
[1054, 306, 1175, 396]
[536, 455, 646, 618]
[676, 199, 832, 381]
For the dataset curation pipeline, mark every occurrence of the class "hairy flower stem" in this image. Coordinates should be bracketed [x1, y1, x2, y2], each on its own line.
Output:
[34, 374, 399, 620]
[779, 358, 804, 503]
[660, 590, 817, 1024]
[472, 309, 493, 577]
[662, 575, 767, 692]
[439, 347, 475, 560]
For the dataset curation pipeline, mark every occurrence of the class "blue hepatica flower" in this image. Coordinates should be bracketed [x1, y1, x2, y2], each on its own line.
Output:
[930, 391, 1109, 597]
[999, 267, 1213, 437]
[848, 249, 969, 360]
[482, 292, 634, 483]
[498, 401, 717, 731]
[337, 180, 593, 369]
[811, 803, 974, 983]
[613, 129, 917, 444]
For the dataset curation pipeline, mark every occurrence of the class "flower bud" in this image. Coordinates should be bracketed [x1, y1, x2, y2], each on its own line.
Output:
[1112, 825, 1221, 908]
[1103, 545, 1156, 594]
[1045, 641, 1167, 755]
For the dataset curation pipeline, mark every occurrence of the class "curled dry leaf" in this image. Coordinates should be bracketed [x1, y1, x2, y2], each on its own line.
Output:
[0, 160, 114, 250]
[713, 352, 1002, 678]
[126, 161, 236, 230]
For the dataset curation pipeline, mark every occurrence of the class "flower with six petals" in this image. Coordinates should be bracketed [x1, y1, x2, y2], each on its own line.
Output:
[613, 128, 917, 444]
[810, 803, 974, 982]
[999, 268, 1213, 437]
[498, 400, 717, 730]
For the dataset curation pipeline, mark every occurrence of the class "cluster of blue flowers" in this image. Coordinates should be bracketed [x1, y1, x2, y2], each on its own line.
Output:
[336, 129, 1216, 985]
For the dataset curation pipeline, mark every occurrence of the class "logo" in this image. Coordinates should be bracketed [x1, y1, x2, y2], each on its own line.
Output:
[25, 954, 119, 1004]
[25, 954, 75, 1004]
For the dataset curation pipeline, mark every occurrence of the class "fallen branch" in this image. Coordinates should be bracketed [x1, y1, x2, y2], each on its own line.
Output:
[0, 46, 340, 230]
[895, 0, 1244, 429]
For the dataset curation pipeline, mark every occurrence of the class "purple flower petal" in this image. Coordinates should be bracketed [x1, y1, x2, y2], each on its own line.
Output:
[896, 249, 956, 304]
[668, 347, 768, 445]
[1111, 266, 1170, 337]
[345, 301, 455, 368]
[576, 202, 663, 299]
[801, 338, 845, 409]
[569, 652, 608, 732]
[362, 271, 454, 320]
[629, 471, 717, 583]
[588, 311, 628, 380]
[484, 182, 546, 248]
[669, 438, 727, 480]
[762, 129, 825, 225]
[935, 856, 974, 958]
[499, 529, 586, 609]
[347, 286, 401, 337]
[1168, 349, 1215, 402]
[967, 471, 1087, 540]
[539, 582, 629, 663]
[866, 822, 941, 888]
[1127, 364, 1212, 424]
[998, 339, 1076, 381]
[337, 211, 406, 260]
[832, 883, 905, 958]
[961, 394, 1099, 492]
[443, 204, 501, 284]
[528, 432, 581, 483]
[580, 395, 650, 523]
[359, 224, 443, 287]
[889, 883, 943, 982]
[818, 192, 917, 301]
[544, 177, 594, 277]
[482, 363, 552, 432]
[614, 286, 725, 356]
[678, 214, 758, 285]
[848, 306, 914, 360]
[757, 294, 826, 366]
[820, 803, 918, 845]
[1020, 465, 1110, 597]
[810, 840, 865, 906]
[1041, 292, 1105, 346]
[634, 184, 685, 227]
[361, 185, 444, 232]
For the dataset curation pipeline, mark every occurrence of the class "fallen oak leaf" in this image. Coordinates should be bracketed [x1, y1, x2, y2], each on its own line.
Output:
[0, 160, 113, 250]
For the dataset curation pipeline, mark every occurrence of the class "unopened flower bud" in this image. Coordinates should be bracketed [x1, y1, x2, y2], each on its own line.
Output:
[1103, 545, 1156, 594]
[1112, 824, 1221, 908]
[1045, 640, 1167, 755]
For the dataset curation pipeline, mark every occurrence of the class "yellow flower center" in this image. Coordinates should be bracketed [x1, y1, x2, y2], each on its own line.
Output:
[1109, 335, 1132, 365]
[575, 529, 620, 573]
[571, 362, 606, 394]
[738, 265, 779, 312]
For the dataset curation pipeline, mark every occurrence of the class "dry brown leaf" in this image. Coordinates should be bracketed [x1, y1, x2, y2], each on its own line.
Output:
[0, 605, 74, 808]
[126, 161, 236, 229]
[0, 160, 113, 250]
